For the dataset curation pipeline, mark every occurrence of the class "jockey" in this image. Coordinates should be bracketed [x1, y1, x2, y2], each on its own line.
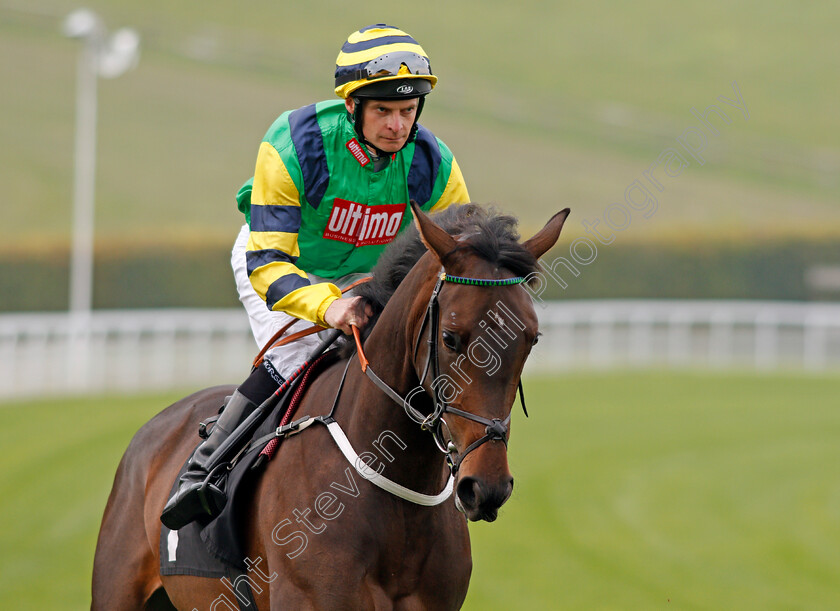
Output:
[161, 24, 470, 530]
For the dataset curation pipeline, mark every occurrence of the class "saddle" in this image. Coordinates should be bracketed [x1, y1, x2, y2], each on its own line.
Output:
[159, 348, 339, 580]
[160, 277, 369, 582]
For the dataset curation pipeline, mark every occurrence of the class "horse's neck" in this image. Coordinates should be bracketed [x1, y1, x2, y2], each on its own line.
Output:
[337, 263, 447, 496]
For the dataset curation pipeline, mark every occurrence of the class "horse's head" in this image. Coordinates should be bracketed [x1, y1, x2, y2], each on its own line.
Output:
[409, 202, 569, 521]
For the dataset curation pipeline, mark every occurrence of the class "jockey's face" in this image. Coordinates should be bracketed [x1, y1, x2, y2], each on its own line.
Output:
[346, 97, 418, 154]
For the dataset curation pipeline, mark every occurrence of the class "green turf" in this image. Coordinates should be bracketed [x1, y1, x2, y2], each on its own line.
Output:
[464, 372, 840, 610]
[0, 391, 186, 610]
[1, 372, 839, 609]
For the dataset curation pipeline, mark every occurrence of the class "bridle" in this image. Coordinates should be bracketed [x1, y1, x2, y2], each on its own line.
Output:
[250, 267, 532, 508]
[356, 270, 529, 476]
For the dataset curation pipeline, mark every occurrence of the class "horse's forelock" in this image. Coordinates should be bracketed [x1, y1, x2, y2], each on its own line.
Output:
[459, 211, 538, 279]
[354, 204, 538, 319]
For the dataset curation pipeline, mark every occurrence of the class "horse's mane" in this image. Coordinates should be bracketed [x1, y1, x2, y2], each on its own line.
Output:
[353, 203, 538, 329]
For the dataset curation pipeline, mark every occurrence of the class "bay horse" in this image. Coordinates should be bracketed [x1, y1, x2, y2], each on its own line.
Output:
[91, 202, 569, 610]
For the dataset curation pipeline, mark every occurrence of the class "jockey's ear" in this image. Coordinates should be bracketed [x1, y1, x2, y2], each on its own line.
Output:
[410, 200, 457, 264]
[522, 208, 570, 260]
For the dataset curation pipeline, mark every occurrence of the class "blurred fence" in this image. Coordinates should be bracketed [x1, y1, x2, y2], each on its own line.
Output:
[0, 309, 256, 400]
[1, 300, 839, 400]
[529, 300, 840, 372]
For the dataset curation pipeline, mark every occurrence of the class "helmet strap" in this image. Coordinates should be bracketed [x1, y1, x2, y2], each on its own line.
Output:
[406, 95, 425, 144]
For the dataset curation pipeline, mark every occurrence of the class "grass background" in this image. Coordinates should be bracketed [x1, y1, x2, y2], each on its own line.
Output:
[2, 1, 839, 309]
[1, 5, 839, 608]
[2, 0, 839, 248]
[1, 372, 839, 610]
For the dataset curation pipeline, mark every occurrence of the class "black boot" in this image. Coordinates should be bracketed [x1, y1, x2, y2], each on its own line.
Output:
[160, 390, 258, 530]
[160, 360, 284, 530]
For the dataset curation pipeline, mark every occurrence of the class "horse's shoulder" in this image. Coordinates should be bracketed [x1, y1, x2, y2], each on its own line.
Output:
[295, 354, 352, 416]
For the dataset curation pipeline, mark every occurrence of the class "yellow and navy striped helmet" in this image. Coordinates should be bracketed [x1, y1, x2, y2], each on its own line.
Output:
[334, 24, 438, 99]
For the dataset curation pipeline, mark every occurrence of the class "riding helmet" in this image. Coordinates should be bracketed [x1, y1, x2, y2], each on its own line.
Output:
[334, 24, 436, 151]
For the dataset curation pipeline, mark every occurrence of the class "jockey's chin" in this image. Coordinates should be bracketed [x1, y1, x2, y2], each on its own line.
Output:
[367, 133, 409, 154]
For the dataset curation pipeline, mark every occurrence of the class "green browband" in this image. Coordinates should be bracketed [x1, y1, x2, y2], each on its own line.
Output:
[441, 273, 526, 287]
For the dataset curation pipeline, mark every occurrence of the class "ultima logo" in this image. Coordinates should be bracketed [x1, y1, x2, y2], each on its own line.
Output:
[323, 199, 406, 246]
[345, 138, 370, 167]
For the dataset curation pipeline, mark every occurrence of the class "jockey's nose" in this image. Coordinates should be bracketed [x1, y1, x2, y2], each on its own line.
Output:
[386, 111, 402, 133]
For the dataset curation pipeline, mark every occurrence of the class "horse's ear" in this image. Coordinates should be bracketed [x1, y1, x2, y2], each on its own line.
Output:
[410, 200, 457, 263]
[522, 208, 570, 259]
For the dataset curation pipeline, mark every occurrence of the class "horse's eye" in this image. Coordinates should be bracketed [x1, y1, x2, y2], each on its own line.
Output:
[441, 330, 462, 352]
[532, 332, 542, 347]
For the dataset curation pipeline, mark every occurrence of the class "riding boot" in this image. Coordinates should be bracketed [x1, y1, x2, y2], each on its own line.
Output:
[160, 390, 257, 530]
[160, 361, 283, 530]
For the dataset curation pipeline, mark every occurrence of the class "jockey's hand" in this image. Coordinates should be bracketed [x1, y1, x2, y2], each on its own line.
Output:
[324, 296, 374, 335]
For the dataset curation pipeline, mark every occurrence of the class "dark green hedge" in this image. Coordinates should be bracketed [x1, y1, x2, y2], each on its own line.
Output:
[541, 238, 840, 301]
[1, 238, 838, 312]
[0, 243, 240, 312]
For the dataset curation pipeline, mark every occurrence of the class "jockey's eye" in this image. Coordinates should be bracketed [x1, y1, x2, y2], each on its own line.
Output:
[441, 330, 462, 352]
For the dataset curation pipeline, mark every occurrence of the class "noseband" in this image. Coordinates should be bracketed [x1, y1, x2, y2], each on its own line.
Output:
[359, 270, 529, 476]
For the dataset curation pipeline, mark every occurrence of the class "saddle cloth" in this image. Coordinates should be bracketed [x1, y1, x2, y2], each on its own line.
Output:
[159, 350, 338, 580]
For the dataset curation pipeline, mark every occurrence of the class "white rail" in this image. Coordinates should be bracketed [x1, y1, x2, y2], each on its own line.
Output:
[528, 300, 840, 373]
[0, 301, 838, 400]
[0, 309, 256, 400]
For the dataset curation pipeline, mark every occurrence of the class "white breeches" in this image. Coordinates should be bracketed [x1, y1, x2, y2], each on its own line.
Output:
[231, 224, 365, 379]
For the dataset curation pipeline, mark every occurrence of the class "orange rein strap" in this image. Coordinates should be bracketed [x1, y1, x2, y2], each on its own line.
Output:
[252, 276, 372, 369]
[351, 326, 369, 372]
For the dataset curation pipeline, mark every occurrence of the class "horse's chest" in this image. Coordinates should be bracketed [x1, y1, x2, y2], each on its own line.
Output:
[364, 513, 472, 606]
[262, 498, 471, 609]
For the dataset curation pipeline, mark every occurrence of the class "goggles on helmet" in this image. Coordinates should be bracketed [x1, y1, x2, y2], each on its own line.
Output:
[335, 52, 432, 87]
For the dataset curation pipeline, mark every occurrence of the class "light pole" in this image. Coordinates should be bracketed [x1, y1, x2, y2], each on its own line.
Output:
[63, 9, 139, 388]
[64, 8, 140, 316]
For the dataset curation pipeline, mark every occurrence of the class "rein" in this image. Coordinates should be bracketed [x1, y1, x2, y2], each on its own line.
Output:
[354, 270, 529, 477]
[252, 275, 374, 369]
[253, 270, 530, 508]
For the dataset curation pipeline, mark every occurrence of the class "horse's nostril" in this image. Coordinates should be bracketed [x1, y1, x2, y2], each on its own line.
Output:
[456, 476, 482, 510]
[503, 476, 514, 503]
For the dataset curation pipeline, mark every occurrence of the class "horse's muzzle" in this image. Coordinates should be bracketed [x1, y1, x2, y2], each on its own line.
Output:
[455, 474, 514, 522]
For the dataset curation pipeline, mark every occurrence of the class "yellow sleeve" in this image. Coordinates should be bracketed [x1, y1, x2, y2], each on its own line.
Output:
[246, 142, 341, 325]
[430, 157, 470, 213]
